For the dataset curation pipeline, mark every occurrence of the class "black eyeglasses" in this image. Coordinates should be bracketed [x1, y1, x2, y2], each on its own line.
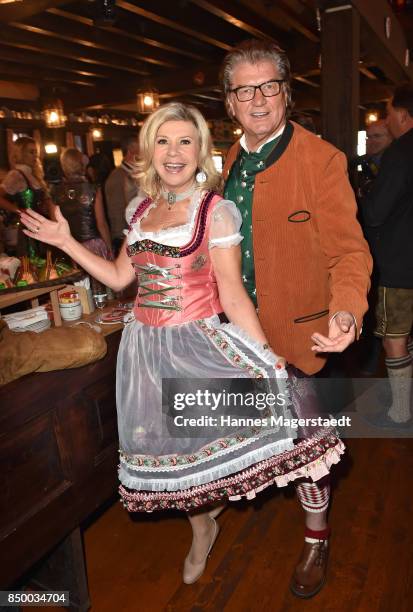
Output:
[230, 79, 285, 102]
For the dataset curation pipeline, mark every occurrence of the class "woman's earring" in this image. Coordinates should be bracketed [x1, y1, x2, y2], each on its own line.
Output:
[196, 169, 207, 184]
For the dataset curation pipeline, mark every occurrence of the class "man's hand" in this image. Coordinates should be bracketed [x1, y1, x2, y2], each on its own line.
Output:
[310, 311, 356, 353]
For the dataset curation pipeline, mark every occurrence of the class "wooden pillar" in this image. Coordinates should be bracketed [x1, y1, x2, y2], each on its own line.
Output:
[321, 3, 360, 159]
[66, 131, 75, 148]
[33, 129, 43, 161]
[86, 130, 94, 157]
[6, 128, 14, 167]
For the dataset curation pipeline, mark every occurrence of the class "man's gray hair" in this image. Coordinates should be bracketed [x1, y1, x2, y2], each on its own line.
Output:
[220, 39, 292, 114]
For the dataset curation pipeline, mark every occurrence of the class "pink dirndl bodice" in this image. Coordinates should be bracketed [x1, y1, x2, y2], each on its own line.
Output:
[126, 191, 223, 327]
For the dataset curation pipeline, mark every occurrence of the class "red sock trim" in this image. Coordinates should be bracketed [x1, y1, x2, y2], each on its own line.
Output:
[305, 526, 330, 540]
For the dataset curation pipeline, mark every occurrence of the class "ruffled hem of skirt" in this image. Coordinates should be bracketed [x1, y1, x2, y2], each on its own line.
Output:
[119, 430, 345, 512]
[118, 436, 296, 491]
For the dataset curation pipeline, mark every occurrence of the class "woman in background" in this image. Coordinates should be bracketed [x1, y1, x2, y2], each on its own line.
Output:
[53, 147, 112, 264]
[0, 136, 53, 256]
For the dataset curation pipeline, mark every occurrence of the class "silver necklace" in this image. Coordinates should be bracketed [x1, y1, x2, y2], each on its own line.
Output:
[161, 182, 197, 210]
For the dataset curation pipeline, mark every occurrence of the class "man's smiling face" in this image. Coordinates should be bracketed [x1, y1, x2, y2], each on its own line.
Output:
[227, 60, 287, 152]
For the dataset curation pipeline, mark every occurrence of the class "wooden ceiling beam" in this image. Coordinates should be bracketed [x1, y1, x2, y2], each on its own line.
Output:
[117, 0, 232, 51]
[294, 76, 320, 88]
[360, 76, 392, 103]
[358, 64, 378, 80]
[63, 71, 392, 116]
[351, 0, 413, 81]
[65, 64, 223, 111]
[0, 0, 78, 23]
[237, 0, 319, 42]
[0, 61, 96, 88]
[47, 7, 206, 62]
[9, 13, 178, 69]
[0, 44, 111, 80]
[292, 75, 393, 112]
[360, 28, 406, 84]
[0, 74, 91, 93]
[159, 87, 222, 101]
[64, 42, 323, 110]
[189, 0, 284, 42]
[0, 24, 151, 76]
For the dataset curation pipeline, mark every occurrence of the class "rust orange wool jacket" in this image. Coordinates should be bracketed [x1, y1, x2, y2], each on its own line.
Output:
[223, 121, 373, 375]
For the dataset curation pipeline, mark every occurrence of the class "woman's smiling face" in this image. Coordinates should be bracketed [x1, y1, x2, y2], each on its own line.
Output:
[153, 120, 199, 193]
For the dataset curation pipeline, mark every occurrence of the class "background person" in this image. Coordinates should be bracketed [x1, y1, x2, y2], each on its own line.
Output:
[353, 121, 393, 376]
[52, 148, 113, 288]
[105, 135, 140, 255]
[353, 120, 393, 202]
[0, 136, 54, 256]
[361, 84, 413, 427]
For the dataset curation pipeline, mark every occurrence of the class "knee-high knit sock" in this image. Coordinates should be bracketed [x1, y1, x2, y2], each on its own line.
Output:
[385, 355, 412, 423]
[295, 480, 331, 543]
[295, 480, 330, 514]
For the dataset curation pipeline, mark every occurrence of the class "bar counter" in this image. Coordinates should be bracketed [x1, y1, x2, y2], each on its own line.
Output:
[0, 305, 125, 610]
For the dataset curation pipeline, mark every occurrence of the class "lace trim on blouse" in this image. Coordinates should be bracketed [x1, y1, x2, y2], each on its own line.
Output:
[125, 192, 242, 249]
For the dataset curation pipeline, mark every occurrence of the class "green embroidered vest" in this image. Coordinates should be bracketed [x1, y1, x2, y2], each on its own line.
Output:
[224, 134, 283, 304]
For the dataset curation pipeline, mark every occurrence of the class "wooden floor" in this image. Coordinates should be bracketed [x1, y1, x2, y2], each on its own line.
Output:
[21, 347, 413, 611]
[73, 437, 413, 612]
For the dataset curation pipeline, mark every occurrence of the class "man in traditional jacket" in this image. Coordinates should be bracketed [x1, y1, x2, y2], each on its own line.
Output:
[362, 84, 413, 427]
[221, 39, 372, 599]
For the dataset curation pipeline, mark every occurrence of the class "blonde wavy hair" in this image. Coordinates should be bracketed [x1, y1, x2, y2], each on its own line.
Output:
[11, 136, 48, 192]
[135, 102, 222, 198]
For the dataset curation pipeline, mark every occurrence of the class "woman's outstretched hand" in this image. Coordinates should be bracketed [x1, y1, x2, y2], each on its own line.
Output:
[21, 206, 71, 250]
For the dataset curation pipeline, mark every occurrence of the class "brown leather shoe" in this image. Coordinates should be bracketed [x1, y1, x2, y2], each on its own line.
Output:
[290, 540, 329, 599]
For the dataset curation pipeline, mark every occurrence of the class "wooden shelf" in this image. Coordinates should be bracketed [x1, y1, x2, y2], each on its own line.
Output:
[0, 285, 66, 326]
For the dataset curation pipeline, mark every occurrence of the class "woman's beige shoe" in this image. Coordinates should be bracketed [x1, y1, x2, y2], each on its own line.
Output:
[183, 517, 220, 584]
[208, 503, 226, 520]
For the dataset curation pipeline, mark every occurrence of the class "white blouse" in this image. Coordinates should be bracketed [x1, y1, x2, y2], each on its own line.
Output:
[125, 192, 243, 249]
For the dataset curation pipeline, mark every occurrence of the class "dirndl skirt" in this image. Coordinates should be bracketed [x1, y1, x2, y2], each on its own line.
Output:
[117, 315, 344, 512]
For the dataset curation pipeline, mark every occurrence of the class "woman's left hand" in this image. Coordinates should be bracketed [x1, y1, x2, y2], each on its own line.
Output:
[20, 206, 71, 250]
